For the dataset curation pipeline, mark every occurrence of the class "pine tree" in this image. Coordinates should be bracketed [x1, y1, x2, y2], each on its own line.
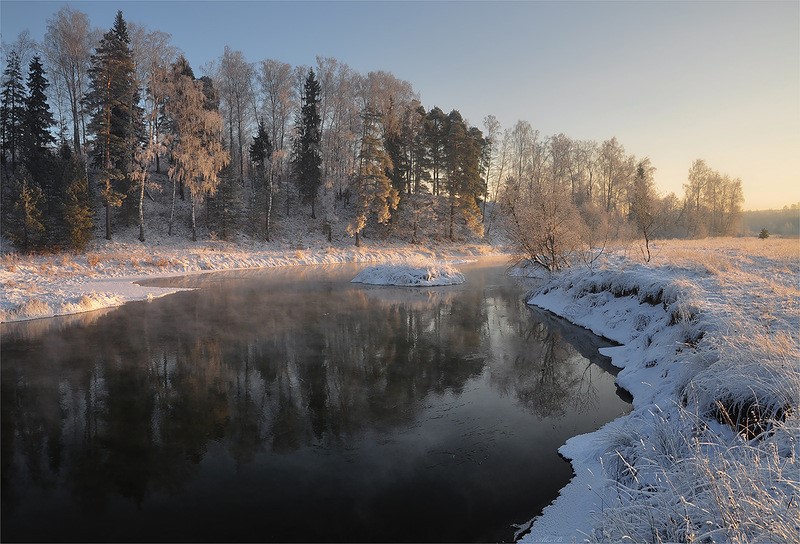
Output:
[22, 55, 59, 239]
[1, 51, 26, 172]
[250, 119, 273, 240]
[424, 106, 448, 196]
[85, 10, 141, 240]
[22, 56, 57, 159]
[444, 111, 485, 240]
[292, 68, 322, 219]
[347, 108, 398, 246]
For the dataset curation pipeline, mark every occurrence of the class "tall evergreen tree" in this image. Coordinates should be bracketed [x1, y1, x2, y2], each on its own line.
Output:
[22, 56, 57, 159]
[22, 55, 58, 228]
[444, 111, 485, 240]
[424, 106, 448, 196]
[292, 68, 322, 218]
[85, 10, 141, 240]
[250, 118, 273, 240]
[1, 51, 26, 172]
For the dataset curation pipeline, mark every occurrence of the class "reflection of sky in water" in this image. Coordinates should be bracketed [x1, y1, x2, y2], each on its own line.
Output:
[1, 260, 630, 542]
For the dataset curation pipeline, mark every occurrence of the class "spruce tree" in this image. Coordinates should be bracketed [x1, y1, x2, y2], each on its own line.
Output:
[292, 68, 322, 219]
[22, 55, 60, 242]
[444, 111, 485, 240]
[1, 51, 26, 172]
[85, 10, 140, 240]
[250, 119, 273, 239]
[22, 56, 56, 160]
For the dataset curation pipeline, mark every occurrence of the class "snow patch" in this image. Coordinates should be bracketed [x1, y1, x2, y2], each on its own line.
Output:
[351, 261, 465, 286]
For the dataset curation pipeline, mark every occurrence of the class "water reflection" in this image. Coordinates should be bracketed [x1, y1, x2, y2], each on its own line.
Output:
[1, 261, 629, 542]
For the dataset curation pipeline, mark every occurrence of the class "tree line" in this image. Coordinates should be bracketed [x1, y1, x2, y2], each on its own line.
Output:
[1, 7, 746, 262]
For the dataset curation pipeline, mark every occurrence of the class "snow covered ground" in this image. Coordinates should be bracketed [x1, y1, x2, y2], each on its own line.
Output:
[351, 260, 466, 286]
[523, 237, 799, 543]
[0, 235, 498, 323]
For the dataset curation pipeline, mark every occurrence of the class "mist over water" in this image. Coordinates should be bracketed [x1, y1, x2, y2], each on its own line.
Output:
[1, 260, 630, 542]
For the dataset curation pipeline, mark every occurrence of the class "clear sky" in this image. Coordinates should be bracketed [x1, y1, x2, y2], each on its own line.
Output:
[2, 0, 798, 210]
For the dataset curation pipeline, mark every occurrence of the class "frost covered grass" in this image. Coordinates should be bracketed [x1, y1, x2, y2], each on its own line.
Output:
[523, 237, 800, 543]
[351, 258, 466, 286]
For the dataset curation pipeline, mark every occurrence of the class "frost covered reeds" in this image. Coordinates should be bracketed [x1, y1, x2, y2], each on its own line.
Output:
[525, 238, 800, 543]
[596, 400, 799, 543]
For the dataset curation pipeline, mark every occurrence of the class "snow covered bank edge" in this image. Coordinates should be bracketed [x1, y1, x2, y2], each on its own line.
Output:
[523, 263, 799, 543]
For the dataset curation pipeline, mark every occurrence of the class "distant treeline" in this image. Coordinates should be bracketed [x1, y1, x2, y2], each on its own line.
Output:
[742, 206, 800, 237]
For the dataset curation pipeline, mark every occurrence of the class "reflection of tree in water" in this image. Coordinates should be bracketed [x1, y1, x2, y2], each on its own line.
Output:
[1, 274, 488, 512]
[1, 266, 618, 520]
[484, 296, 614, 419]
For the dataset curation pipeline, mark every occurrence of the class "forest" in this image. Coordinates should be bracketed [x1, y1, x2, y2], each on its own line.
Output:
[1, 7, 748, 264]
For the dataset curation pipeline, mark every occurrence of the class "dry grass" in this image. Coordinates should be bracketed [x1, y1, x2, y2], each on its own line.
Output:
[14, 298, 52, 319]
[86, 253, 102, 267]
[38, 261, 54, 275]
[649, 237, 799, 267]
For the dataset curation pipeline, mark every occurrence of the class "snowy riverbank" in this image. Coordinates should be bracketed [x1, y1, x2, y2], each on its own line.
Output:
[523, 238, 799, 542]
[0, 238, 499, 323]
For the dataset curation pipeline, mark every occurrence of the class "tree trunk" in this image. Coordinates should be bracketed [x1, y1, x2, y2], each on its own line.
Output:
[168, 176, 176, 236]
[70, 97, 81, 156]
[265, 173, 273, 242]
[138, 171, 146, 242]
[191, 197, 197, 241]
[449, 196, 455, 241]
[105, 202, 111, 240]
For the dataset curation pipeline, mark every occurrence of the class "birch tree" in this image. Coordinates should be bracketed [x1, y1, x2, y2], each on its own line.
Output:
[217, 46, 254, 184]
[164, 56, 229, 240]
[43, 6, 92, 155]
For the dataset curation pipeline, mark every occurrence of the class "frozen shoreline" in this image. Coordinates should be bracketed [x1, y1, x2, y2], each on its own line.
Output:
[523, 239, 799, 542]
[0, 240, 502, 323]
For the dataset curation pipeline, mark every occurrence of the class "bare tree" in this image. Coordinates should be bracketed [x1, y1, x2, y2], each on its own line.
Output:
[127, 25, 177, 241]
[629, 158, 659, 261]
[482, 114, 501, 222]
[501, 174, 585, 272]
[216, 46, 254, 184]
[43, 7, 93, 155]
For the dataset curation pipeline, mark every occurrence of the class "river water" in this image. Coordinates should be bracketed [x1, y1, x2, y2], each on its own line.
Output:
[1, 259, 630, 542]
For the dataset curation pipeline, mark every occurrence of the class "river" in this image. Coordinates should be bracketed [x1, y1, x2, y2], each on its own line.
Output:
[1, 259, 630, 542]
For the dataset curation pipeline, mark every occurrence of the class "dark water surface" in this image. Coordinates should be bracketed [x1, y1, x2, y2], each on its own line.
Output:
[1, 259, 630, 542]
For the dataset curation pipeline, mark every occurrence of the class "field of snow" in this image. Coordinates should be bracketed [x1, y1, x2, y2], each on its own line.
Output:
[523, 237, 799, 543]
[351, 260, 466, 286]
